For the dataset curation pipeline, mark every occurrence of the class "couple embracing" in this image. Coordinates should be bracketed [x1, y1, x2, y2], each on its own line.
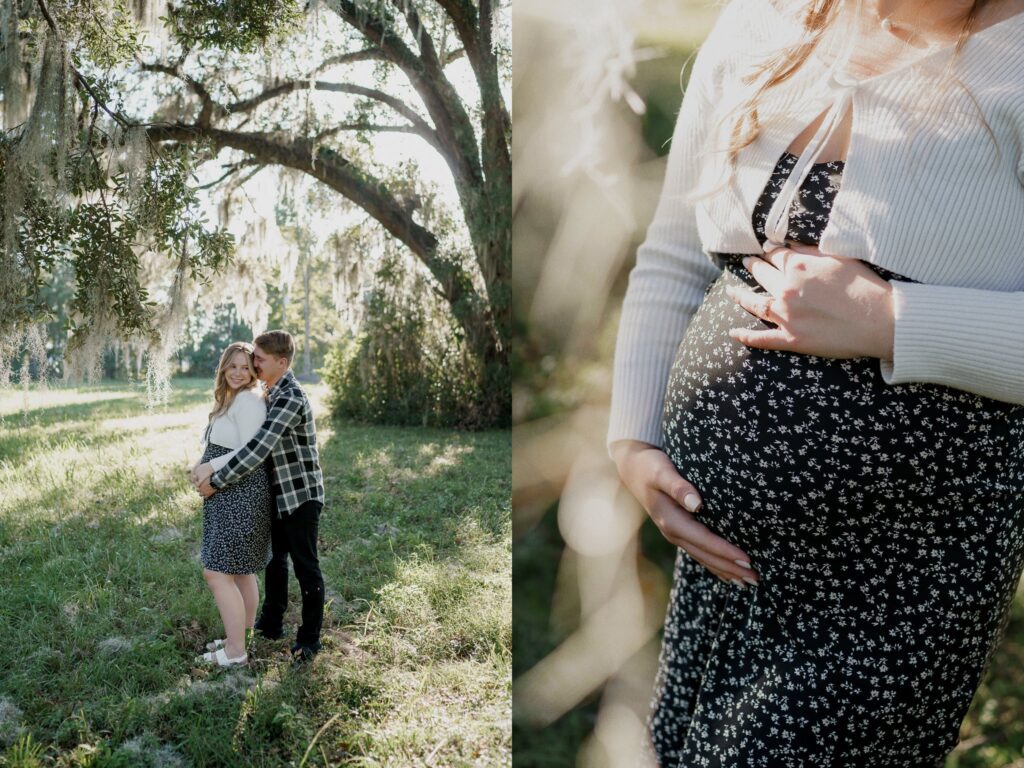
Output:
[188, 330, 326, 667]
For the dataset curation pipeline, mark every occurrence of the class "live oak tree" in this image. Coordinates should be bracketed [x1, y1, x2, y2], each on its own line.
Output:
[0, 0, 509, 425]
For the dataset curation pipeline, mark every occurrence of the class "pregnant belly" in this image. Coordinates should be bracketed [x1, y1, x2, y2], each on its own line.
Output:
[661, 258, 1024, 666]
[661, 259, 1024, 555]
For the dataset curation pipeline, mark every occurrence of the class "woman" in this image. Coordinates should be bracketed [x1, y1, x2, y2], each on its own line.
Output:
[190, 341, 273, 667]
[607, 0, 1024, 764]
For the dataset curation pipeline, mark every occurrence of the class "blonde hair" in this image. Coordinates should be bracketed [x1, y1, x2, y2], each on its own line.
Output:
[208, 341, 264, 426]
[718, 0, 993, 169]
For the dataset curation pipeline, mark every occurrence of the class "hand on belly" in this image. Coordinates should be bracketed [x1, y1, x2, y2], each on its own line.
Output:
[611, 440, 761, 588]
[723, 243, 895, 361]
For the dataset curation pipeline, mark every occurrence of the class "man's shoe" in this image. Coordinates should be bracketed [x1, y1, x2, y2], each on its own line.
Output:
[254, 617, 284, 640]
[290, 641, 321, 664]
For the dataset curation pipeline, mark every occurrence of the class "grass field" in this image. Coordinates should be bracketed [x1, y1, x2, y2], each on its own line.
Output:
[0, 378, 511, 767]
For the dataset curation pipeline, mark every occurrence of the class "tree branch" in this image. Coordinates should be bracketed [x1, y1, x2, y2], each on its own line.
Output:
[196, 159, 264, 190]
[389, 0, 441, 70]
[325, 0, 483, 194]
[226, 80, 420, 127]
[144, 123, 473, 307]
[435, 0, 509, 138]
[141, 62, 218, 126]
[477, 0, 511, 167]
[318, 48, 386, 68]
[434, 0, 479, 68]
[315, 122, 425, 140]
[443, 48, 465, 66]
[223, 79, 443, 151]
[36, 0, 133, 129]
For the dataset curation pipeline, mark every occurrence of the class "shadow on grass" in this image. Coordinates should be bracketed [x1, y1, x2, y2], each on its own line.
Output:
[316, 419, 510, 598]
[0, 380, 210, 429]
[0, 380, 211, 470]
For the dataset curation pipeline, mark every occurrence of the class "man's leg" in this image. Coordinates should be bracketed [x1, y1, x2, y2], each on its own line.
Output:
[256, 510, 290, 638]
[283, 500, 325, 650]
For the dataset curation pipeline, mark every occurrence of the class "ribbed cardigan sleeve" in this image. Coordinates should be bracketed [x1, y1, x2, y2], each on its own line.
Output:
[879, 281, 1024, 406]
[605, 39, 726, 460]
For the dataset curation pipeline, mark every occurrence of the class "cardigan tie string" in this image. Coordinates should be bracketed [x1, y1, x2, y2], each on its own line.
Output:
[762, 70, 858, 253]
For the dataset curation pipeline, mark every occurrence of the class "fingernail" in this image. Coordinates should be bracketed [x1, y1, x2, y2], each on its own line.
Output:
[730, 579, 746, 590]
[734, 559, 752, 570]
[742, 576, 759, 587]
[683, 493, 701, 512]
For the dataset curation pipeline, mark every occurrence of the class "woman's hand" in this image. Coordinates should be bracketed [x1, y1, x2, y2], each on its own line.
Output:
[192, 463, 214, 488]
[725, 244, 895, 360]
[611, 440, 759, 587]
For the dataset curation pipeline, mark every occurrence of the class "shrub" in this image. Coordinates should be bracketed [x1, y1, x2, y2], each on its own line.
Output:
[320, 250, 480, 428]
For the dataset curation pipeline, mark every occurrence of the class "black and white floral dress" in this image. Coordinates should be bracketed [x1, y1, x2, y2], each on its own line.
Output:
[199, 391, 273, 575]
[651, 151, 1024, 766]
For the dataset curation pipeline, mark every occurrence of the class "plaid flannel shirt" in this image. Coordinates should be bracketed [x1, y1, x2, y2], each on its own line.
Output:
[209, 369, 325, 516]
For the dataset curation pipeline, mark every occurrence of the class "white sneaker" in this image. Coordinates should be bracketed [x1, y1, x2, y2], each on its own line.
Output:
[196, 647, 248, 667]
[205, 628, 255, 652]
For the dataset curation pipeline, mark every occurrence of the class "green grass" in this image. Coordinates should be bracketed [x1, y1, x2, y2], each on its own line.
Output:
[0, 378, 511, 767]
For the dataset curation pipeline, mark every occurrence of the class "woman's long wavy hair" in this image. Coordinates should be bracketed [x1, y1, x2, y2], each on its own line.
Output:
[208, 342, 264, 425]
[721, 0, 994, 170]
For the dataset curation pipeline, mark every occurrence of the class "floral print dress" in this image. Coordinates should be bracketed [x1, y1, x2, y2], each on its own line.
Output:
[649, 151, 1024, 766]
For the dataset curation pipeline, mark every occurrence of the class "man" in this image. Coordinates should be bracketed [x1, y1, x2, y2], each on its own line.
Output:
[194, 330, 326, 663]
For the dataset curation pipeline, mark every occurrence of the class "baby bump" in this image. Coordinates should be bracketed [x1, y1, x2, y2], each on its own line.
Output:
[663, 262, 1015, 520]
[661, 258, 1024, 658]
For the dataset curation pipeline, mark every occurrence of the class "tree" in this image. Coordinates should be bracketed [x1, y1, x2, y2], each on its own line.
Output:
[0, 0, 510, 426]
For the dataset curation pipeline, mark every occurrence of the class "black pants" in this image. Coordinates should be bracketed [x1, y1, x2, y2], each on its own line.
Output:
[259, 499, 324, 647]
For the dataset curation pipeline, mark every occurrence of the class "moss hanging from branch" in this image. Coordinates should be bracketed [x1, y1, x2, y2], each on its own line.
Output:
[0, 322, 48, 387]
[0, 0, 239, 390]
[132, 0, 170, 55]
[15, 29, 73, 198]
[120, 123, 148, 205]
[145, 244, 193, 407]
[0, 0, 28, 131]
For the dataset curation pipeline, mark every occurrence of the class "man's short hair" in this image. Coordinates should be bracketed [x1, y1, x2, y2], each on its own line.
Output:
[254, 330, 295, 364]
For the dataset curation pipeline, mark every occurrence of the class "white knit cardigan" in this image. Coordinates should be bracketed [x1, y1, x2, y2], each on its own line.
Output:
[607, 0, 1024, 458]
[203, 387, 268, 472]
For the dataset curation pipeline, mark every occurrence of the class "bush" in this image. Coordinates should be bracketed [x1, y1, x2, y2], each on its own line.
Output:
[320, 250, 480, 428]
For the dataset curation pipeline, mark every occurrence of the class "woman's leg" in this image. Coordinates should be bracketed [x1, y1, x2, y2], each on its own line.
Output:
[233, 573, 259, 631]
[203, 568, 247, 658]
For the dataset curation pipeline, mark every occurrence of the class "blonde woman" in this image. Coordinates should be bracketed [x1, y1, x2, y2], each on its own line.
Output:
[190, 341, 273, 667]
[607, 0, 1024, 763]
